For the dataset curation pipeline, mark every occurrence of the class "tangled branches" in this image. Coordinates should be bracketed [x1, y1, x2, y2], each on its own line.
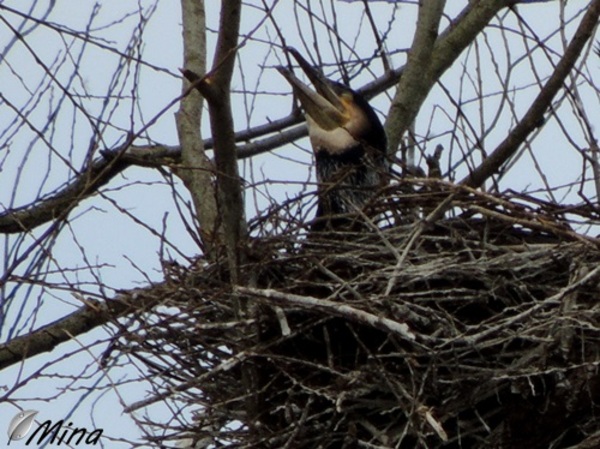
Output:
[118, 181, 600, 449]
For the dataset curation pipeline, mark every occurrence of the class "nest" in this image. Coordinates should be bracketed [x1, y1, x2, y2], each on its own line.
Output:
[118, 180, 600, 449]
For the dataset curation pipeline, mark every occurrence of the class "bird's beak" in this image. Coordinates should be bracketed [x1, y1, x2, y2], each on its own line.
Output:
[277, 48, 348, 131]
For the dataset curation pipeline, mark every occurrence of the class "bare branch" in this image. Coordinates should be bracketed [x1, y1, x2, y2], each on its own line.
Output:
[385, 0, 446, 155]
[461, 0, 600, 188]
[385, 0, 507, 155]
[183, 1, 246, 282]
[0, 156, 130, 234]
[237, 286, 418, 343]
[0, 44, 402, 237]
[0, 286, 163, 371]
[176, 0, 219, 257]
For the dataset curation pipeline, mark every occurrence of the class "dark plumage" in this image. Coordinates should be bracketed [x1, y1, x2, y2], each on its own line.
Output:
[278, 49, 388, 229]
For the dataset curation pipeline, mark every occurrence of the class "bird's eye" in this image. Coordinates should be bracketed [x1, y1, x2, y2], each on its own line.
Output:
[339, 92, 355, 112]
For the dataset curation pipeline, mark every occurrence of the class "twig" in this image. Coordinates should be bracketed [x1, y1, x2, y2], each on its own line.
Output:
[236, 286, 418, 343]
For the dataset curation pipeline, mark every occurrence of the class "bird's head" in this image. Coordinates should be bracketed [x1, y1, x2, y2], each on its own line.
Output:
[277, 48, 386, 157]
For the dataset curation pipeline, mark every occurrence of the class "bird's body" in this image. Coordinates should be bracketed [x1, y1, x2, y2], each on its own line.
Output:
[278, 50, 388, 229]
[313, 130, 386, 218]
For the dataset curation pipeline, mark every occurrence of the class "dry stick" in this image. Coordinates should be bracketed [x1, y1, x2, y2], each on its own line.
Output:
[384, 2, 600, 295]
[248, 278, 449, 440]
[468, 204, 593, 245]
[384, 193, 456, 296]
[457, 263, 600, 346]
[125, 316, 350, 414]
[236, 286, 418, 343]
[125, 347, 254, 413]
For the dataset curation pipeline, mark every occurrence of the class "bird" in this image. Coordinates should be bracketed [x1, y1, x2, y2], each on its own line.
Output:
[277, 49, 388, 230]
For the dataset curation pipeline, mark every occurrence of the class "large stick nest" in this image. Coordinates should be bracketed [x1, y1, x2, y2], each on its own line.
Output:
[119, 181, 600, 449]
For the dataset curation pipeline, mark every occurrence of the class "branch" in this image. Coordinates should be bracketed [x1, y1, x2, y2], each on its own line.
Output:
[2, 0, 513, 237]
[461, 0, 600, 188]
[385, 0, 446, 156]
[0, 16, 407, 237]
[186, 0, 247, 284]
[0, 126, 311, 235]
[236, 286, 418, 343]
[385, 0, 507, 155]
[0, 155, 130, 234]
[0, 285, 164, 371]
[176, 0, 220, 256]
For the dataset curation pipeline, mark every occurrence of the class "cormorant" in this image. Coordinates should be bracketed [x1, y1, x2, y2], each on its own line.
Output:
[278, 49, 388, 229]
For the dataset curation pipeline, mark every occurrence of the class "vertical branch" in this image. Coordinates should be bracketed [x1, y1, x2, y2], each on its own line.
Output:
[203, 2, 256, 429]
[181, 1, 256, 429]
[176, 0, 220, 258]
[180, 1, 246, 283]
[385, 0, 446, 157]
[589, 142, 600, 203]
[205, 0, 246, 285]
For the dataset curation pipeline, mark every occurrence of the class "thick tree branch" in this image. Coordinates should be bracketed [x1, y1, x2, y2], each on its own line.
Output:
[188, 0, 247, 284]
[176, 0, 220, 257]
[0, 126, 310, 235]
[385, 0, 507, 155]
[385, 0, 446, 156]
[0, 156, 130, 234]
[0, 285, 164, 371]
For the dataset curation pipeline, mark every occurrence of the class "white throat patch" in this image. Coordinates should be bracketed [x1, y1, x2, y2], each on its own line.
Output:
[305, 98, 371, 155]
[307, 116, 359, 155]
